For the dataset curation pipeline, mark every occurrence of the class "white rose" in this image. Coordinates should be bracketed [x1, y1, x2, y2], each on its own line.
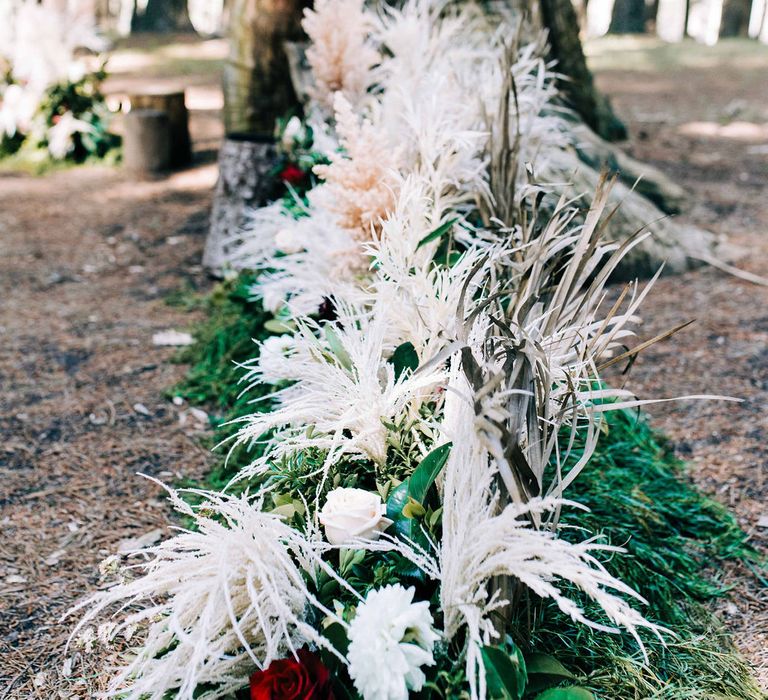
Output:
[281, 116, 303, 149]
[319, 488, 392, 545]
[274, 228, 303, 254]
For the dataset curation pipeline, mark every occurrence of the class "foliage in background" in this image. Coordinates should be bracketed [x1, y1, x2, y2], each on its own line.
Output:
[170, 277, 765, 700]
[0, 2, 119, 168]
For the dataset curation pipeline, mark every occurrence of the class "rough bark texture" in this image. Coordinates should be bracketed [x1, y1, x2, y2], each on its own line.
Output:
[131, 0, 195, 33]
[122, 109, 171, 175]
[204, 137, 278, 275]
[539, 0, 628, 141]
[223, 0, 308, 136]
[128, 91, 192, 168]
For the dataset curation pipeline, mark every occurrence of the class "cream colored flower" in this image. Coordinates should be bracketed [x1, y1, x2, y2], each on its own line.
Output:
[319, 487, 392, 545]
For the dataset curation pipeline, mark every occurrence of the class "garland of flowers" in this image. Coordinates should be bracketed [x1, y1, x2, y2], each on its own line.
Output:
[0, 1, 118, 163]
[68, 1, 723, 698]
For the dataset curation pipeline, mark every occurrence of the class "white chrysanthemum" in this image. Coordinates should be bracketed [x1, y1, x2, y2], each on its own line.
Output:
[347, 584, 439, 700]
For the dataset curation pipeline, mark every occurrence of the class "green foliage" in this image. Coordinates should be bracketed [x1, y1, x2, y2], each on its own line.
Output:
[170, 277, 764, 700]
[528, 408, 765, 699]
[169, 272, 273, 489]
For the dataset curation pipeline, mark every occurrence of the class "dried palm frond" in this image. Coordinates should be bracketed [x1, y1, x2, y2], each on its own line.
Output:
[438, 358, 666, 700]
[66, 484, 349, 700]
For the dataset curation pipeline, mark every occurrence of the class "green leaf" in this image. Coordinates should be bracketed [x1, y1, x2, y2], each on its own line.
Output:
[408, 442, 452, 503]
[386, 443, 452, 542]
[324, 325, 353, 371]
[524, 653, 577, 696]
[417, 218, 456, 248]
[264, 318, 295, 334]
[526, 654, 575, 679]
[481, 644, 527, 700]
[322, 621, 350, 656]
[390, 341, 419, 379]
[533, 688, 595, 700]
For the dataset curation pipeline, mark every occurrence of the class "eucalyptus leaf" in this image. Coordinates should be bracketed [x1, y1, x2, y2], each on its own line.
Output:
[264, 318, 295, 334]
[324, 325, 353, 371]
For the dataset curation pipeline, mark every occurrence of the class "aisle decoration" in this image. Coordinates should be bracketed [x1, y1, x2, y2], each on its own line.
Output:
[0, 1, 118, 163]
[67, 1, 730, 698]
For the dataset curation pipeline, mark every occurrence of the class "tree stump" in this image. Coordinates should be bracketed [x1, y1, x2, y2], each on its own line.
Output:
[127, 91, 191, 167]
[122, 109, 171, 175]
[203, 135, 278, 276]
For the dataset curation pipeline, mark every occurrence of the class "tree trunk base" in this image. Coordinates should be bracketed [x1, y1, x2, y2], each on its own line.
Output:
[204, 136, 278, 277]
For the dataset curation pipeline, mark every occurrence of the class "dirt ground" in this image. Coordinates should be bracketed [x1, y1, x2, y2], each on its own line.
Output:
[1, 35, 767, 698]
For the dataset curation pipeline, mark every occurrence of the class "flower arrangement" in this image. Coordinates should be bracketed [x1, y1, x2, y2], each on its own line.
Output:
[0, 1, 118, 163]
[67, 1, 722, 698]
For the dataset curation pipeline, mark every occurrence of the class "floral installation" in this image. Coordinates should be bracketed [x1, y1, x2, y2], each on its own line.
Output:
[0, 1, 118, 163]
[67, 1, 724, 698]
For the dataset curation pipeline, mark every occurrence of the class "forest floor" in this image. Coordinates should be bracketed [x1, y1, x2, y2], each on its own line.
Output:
[0, 35, 766, 698]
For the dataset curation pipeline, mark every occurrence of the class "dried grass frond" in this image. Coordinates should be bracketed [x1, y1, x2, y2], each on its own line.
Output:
[66, 484, 347, 700]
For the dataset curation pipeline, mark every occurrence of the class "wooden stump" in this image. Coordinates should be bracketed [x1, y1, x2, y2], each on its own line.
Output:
[203, 135, 278, 276]
[122, 109, 171, 175]
[127, 90, 191, 167]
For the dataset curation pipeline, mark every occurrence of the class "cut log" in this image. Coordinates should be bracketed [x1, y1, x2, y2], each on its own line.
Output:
[204, 136, 278, 276]
[127, 91, 191, 167]
[122, 109, 171, 175]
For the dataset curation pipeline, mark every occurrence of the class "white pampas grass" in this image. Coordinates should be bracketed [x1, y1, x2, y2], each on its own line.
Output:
[302, 0, 379, 110]
[234, 300, 446, 480]
[66, 484, 346, 700]
[438, 359, 665, 700]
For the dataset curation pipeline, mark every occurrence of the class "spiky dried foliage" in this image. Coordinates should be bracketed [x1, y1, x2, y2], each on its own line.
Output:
[234, 297, 447, 479]
[302, 0, 379, 110]
[439, 358, 665, 700]
[66, 485, 347, 700]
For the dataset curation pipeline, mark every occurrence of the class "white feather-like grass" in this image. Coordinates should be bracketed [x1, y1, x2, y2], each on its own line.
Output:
[66, 484, 348, 700]
[439, 359, 666, 700]
[233, 298, 446, 481]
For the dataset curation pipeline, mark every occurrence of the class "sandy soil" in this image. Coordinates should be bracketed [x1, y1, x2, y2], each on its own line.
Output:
[1, 34, 767, 699]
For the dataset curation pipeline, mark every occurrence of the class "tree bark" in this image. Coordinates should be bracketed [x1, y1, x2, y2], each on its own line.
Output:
[223, 0, 308, 137]
[539, 0, 628, 141]
[204, 137, 278, 274]
[609, 0, 647, 31]
[131, 0, 195, 33]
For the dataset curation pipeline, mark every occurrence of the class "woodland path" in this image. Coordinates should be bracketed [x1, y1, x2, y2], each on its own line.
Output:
[0, 35, 766, 698]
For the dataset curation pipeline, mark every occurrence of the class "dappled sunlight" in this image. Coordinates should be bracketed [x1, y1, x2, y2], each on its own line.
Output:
[679, 120, 768, 141]
[586, 36, 768, 72]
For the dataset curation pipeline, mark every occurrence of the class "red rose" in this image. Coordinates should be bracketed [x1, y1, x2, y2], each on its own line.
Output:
[279, 164, 307, 186]
[250, 649, 335, 700]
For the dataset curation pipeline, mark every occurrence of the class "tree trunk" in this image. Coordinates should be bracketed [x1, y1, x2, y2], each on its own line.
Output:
[223, 0, 307, 137]
[609, 0, 647, 31]
[539, 0, 628, 141]
[720, 0, 752, 35]
[131, 0, 195, 32]
[656, 0, 689, 40]
[204, 137, 278, 274]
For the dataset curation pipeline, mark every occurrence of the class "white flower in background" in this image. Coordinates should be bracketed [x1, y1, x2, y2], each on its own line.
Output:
[0, 83, 38, 137]
[319, 487, 392, 545]
[47, 112, 93, 160]
[274, 227, 304, 254]
[347, 584, 439, 700]
[257, 334, 296, 384]
[280, 116, 304, 150]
